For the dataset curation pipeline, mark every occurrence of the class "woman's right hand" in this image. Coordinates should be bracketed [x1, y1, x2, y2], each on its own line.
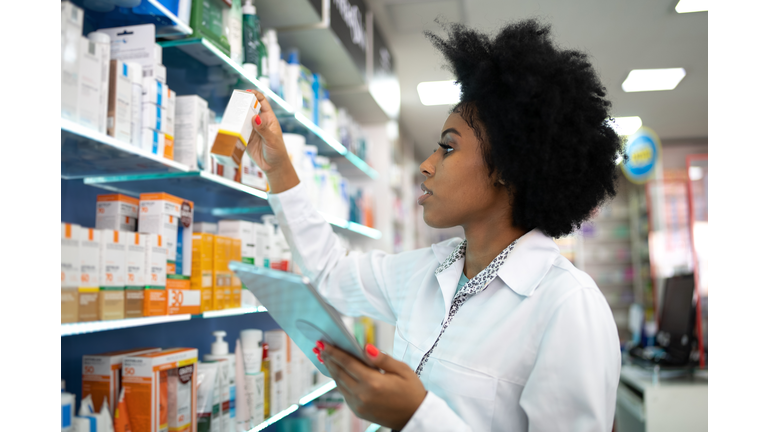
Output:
[245, 89, 300, 194]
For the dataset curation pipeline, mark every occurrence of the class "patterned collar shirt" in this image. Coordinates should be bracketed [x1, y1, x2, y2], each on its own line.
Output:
[269, 182, 621, 432]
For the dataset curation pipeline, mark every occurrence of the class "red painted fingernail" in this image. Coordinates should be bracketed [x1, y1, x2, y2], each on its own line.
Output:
[316, 341, 325, 351]
[365, 344, 379, 358]
[317, 355, 324, 364]
[312, 347, 319, 354]
[254, 114, 262, 126]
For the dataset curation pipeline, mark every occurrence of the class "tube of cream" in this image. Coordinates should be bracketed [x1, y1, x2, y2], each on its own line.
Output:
[99, 397, 114, 432]
[197, 362, 219, 432]
[235, 340, 251, 431]
[114, 388, 130, 432]
[240, 330, 264, 426]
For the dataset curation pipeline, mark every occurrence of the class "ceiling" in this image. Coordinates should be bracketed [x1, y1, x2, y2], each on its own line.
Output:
[364, 0, 708, 161]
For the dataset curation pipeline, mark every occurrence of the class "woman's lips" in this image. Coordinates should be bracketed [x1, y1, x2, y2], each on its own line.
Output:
[418, 183, 433, 205]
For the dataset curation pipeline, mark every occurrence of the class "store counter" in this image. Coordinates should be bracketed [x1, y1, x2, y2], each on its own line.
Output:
[615, 363, 708, 432]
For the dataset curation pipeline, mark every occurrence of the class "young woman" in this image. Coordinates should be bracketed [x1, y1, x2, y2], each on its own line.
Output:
[244, 18, 623, 432]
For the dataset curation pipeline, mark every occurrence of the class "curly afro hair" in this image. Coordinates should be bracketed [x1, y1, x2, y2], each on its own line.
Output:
[425, 19, 623, 238]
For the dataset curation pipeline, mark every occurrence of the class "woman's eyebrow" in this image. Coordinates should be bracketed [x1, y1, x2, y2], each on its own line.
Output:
[441, 128, 461, 139]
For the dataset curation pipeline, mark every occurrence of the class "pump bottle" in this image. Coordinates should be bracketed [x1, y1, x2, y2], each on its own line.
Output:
[204, 331, 237, 432]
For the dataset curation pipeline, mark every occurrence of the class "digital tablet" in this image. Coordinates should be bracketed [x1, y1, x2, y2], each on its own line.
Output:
[229, 261, 376, 377]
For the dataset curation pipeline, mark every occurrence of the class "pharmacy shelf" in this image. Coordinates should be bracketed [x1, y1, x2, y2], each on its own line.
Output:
[62, 118, 189, 179]
[61, 306, 266, 337]
[249, 381, 338, 431]
[158, 38, 379, 179]
[73, 0, 192, 38]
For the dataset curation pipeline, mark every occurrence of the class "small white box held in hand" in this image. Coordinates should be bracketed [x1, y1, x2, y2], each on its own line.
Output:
[210, 90, 261, 167]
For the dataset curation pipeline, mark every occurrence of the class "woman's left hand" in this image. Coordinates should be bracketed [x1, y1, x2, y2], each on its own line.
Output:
[314, 342, 427, 430]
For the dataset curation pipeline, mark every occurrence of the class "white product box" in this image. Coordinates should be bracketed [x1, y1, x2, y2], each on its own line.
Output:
[128, 63, 144, 148]
[142, 103, 167, 133]
[96, 24, 162, 80]
[155, 43, 163, 65]
[152, 63, 166, 84]
[253, 223, 269, 268]
[77, 37, 104, 132]
[142, 129, 164, 155]
[61, 1, 83, 121]
[142, 77, 167, 107]
[62, 223, 81, 288]
[265, 330, 289, 416]
[193, 222, 218, 234]
[166, 89, 176, 137]
[88, 32, 111, 135]
[99, 229, 127, 287]
[139, 193, 194, 276]
[125, 233, 147, 287]
[144, 234, 167, 288]
[107, 59, 133, 143]
[210, 90, 261, 167]
[174, 95, 210, 169]
[217, 221, 256, 264]
[96, 194, 139, 232]
[79, 228, 101, 289]
[241, 154, 268, 191]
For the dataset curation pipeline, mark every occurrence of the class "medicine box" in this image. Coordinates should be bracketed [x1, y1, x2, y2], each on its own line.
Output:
[99, 229, 127, 321]
[143, 233, 168, 316]
[96, 24, 162, 81]
[96, 194, 139, 232]
[122, 348, 198, 432]
[210, 90, 261, 167]
[62, 223, 81, 323]
[142, 77, 167, 107]
[61, 1, 83, 121]
[174, 95, 209, 169]
[230, 238, 242, 308]
[108, 59, 133, 143]
[77, 228, 101, 322]
[193, 222, 217, 235]
[217, 220, 255, 265]
[77, 37, 103, 132]
[166, 88, 176, 137]
[142, 103, 167, 133]
[192, 233, 214, 312]
[138, 192, 194, 277]
[125, 233, 147, 318]
[82, 347, 160, 416]
[213, 236, 232, 310]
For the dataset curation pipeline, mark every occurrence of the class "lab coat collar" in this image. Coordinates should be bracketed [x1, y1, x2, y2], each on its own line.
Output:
[431, 229, 560, 299]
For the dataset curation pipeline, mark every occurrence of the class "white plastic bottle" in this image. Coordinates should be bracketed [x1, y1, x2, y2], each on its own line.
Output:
[204, 331, 237, 432]
[240, 329, 265, 426]
[264, 29, 281, 94]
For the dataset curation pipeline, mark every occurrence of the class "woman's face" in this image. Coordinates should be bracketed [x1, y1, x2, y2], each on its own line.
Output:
[418, 112, 511, 229]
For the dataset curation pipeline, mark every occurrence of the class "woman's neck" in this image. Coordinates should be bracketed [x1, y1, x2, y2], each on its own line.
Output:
[462, 216, 527, 280]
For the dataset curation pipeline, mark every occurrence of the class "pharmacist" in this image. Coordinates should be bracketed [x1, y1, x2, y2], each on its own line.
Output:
[244, 19, 621, 432]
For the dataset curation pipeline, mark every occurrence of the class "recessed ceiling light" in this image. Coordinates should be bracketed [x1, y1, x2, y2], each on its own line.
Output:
[675, 0, 708, 13]
[609, 116, 643, 136]
[417, 80, 461, 106]
[621, 68, 686, 92]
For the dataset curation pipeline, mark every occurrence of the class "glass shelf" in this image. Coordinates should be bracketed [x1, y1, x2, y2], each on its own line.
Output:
[250, 381, 338, 432]
[62, 119, 189, 179]
[158, 38, 378, 179]
[73, 0, 193, 38]
[61, 306, 266, 337]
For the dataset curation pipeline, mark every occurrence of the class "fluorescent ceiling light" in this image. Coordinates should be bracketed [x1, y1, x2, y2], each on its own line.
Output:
[675, 0, 708, 13]
[622, 68, 686, 92]
[609, 116, 643, 136]
[417, 80, 461, 106]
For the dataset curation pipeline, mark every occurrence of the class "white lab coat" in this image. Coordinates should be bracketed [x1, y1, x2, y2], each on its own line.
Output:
[269, 182, 621, 431]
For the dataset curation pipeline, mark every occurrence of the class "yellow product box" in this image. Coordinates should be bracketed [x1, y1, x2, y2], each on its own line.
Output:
[167, 276, 199, 315]
[99, 229, 127, 321]
[192, 233, 214, 312]
[212, 236, 232, 311]
[122, 348, 198, 432]
[143, 233, 168, 316]
[138, 192, 194, 277]
[82, 347, 160, 416]
[230, 238, 242, 309]
[79, 227, 102, 322]
[62, 223, 81, 323]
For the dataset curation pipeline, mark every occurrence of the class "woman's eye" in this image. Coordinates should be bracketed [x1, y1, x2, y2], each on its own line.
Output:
[438, 142, 454, 154]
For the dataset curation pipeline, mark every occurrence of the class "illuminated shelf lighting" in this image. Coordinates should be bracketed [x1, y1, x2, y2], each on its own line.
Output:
[250, 381, 337, 432]
[61, 306, 268, 337]
[319, 212, 382, 240]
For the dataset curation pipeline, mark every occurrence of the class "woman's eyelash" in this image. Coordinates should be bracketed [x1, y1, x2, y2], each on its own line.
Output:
[438, 142, 454, 153]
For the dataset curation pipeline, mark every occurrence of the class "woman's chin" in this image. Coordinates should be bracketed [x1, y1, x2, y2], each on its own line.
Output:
[422, 211, 456, 230]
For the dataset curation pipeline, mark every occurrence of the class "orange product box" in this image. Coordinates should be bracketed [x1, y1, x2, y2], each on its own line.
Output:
[192, 233, 214, 312]
[212, 236, 232, 311]
[167, 275, 199, 315]
[82, 347, 161, 416]
[230, 238, 242, 309]
[122, 348, 198, 432]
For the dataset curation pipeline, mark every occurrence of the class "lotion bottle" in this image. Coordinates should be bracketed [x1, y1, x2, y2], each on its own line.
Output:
[204, 331, 237, 432]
